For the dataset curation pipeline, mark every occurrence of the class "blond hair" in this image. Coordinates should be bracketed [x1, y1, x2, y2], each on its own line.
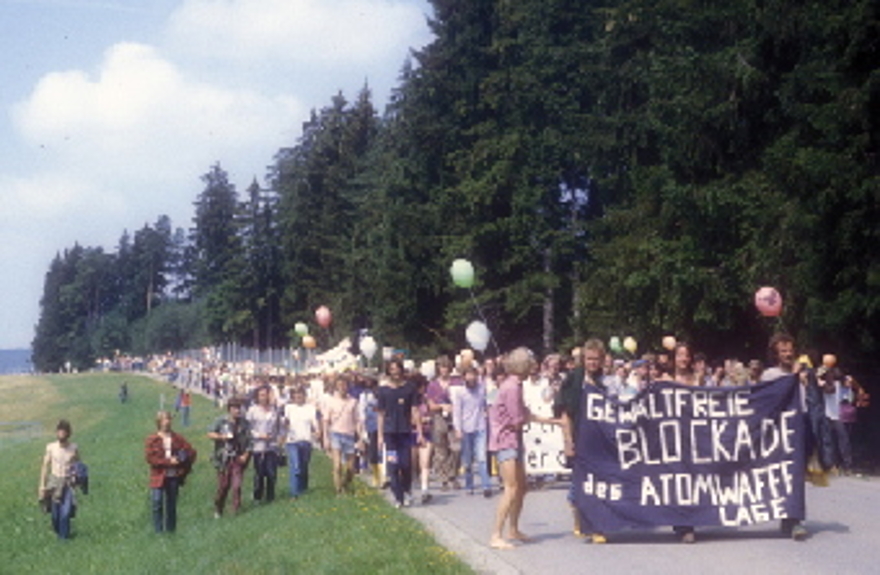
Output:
[155, 410, 173, 429]
[503, 347, 535, 377]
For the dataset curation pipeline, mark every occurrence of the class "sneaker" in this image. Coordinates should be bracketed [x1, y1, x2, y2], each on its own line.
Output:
[421, 493, 433, 505]
[791, 524, 808, 541]
[394, 501, 402, 509]
[681, 531, 696, 544]
[590, 533, 607, 544]
[403, 493, 413, 507]
[214, 511, 221, 519]
[483, 489, 493, 499]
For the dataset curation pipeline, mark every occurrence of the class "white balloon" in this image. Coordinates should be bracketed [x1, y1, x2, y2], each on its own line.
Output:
[420, 360, 437, 379]
[360, 336, 377, 360]
[466, 320, 491, 352]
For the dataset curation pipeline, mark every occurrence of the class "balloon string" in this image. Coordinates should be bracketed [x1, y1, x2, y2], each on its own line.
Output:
[469, 287, 501, 356]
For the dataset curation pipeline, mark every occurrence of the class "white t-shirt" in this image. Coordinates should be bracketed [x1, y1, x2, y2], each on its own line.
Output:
[284, 403, 317, 443]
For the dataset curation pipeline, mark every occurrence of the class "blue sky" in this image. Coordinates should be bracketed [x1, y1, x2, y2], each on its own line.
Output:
[0, 0, 433, 349]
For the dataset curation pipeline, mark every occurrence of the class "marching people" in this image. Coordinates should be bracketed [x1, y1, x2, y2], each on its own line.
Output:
[144, 410, 197, 533]
[283, 386, 319, 498]
[820, 367, 854, 474]
[357, 376, 382, 487]
[207, 397, 252, 517]
[118, 330, 844, 548]
[555, 338, 608, 544]
[38, 419, 82, 540]
[453, 365, 492, 497]
[761, 333, 814, 541]
[324, 376, 362, 495]
[247, 385, 282, 503]
[413, 375, 435, 504]
[427, 356, 462, 491]
[377, 359, 423, 508]
[488, 347, 537, 550]
[671, 341, 699, 543]
[175, 389, 192, 427]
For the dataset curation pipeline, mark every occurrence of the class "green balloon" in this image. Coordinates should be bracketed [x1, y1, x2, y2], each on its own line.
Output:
[609, 336, 622, 354]
[294, 322, 308, 336]
[450, 258, 475, 288]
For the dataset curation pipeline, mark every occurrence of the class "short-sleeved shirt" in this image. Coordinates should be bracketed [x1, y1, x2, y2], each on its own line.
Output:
[284, 403, 317, 443]
[376, 381, 418, 434]
[488, 375, 527, 452]
[246, 404, 280, 453]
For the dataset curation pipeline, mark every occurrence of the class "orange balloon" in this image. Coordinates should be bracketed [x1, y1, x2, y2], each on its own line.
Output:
[822, 354, 837, 368]
[302, 335, 317, 349]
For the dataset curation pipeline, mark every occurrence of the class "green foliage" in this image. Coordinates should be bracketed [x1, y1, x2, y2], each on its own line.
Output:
[32, 0, 880, 366]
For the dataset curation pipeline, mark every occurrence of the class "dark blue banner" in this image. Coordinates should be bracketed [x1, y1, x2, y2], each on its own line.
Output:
[573, 376, 805, 532]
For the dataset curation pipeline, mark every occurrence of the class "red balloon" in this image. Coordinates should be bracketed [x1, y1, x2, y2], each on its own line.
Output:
[754, 287, 783, 317]
[315, 305, 332, 328]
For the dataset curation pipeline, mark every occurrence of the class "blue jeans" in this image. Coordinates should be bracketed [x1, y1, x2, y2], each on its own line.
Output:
[51, 484, 74, 539]
[286, 442, 312, 497]
[384, 432, 413, 505]
[151, 476, 180, 532]
[180, 406, 191, 427]
[460, 429, 490, 491]
[253, 451, 279, 502]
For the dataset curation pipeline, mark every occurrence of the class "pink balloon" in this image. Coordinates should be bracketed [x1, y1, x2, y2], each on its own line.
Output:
[754, 287, 783, 317]
[315, 305, 332, 328]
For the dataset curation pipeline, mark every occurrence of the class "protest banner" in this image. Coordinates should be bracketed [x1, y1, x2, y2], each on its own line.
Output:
[572, 376, 805, 532]
[522, 379, 566, 475]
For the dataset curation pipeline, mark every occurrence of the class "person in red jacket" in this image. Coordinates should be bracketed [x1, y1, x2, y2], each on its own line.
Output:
[145, 410, 197, 533]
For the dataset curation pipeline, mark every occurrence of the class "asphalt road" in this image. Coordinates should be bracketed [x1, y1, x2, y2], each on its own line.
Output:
[398, 474, 879, 575]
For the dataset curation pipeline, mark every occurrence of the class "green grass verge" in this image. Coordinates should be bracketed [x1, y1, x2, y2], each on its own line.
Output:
[0, 373, 471, 574]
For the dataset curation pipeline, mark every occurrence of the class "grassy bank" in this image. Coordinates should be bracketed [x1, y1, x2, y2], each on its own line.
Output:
[0, 373, 470, 574]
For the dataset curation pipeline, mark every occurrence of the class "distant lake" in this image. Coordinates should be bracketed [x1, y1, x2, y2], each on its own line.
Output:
[0, 349, 32, 374]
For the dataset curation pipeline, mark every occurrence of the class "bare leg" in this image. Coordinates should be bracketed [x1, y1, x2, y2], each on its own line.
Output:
[331, 449, 343, 494]
[419, 444, 433, 492]
[490, 459, 517, 549]
[508, 460, 530, 541]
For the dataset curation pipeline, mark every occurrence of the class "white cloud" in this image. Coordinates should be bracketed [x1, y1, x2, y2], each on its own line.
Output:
[0, 0, 433, 348]
[165, 0, 429, 65]
[13, 42, 305, 182]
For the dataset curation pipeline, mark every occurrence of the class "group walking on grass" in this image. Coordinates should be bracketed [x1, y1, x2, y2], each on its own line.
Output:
[38, 332, 870, 550]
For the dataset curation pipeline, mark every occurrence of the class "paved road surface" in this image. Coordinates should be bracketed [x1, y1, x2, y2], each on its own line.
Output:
[398, 475, 879, 574]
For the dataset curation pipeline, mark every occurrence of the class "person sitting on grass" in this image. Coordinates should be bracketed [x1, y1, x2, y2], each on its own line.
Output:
[144, 410, 197, 533]
[38, 419, 81, 540]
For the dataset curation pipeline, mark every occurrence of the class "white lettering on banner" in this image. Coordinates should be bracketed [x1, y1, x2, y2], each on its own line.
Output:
[582, 473, 622, 501]
[585, 388, 755, 424]
[615, 411, 798, 471]
[636, 461, 795, 510]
